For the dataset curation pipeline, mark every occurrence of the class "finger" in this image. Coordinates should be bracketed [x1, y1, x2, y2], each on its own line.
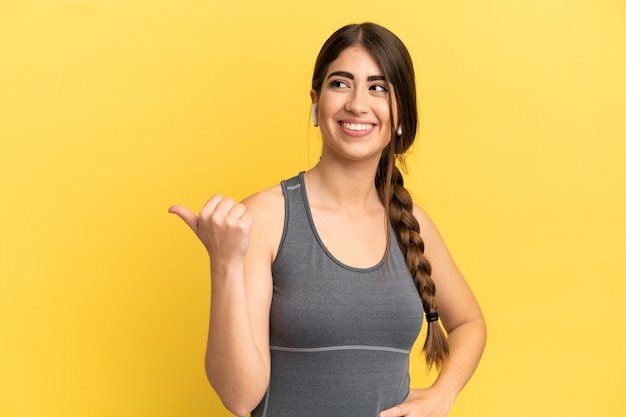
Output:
[219, 201, 251, 231]
[227, 202, 247, 220]
[379, 404, 407, 417]
[168, 205, 199, 233]
[204, 194, 225, 211]
[239, 210, 253, 231]
[216, 196, 236, 213]
[230, 208, 253, 234]
[201, 195, 233, 222]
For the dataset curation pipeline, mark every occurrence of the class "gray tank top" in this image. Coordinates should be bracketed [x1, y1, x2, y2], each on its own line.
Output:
[251, 172, 423, 417]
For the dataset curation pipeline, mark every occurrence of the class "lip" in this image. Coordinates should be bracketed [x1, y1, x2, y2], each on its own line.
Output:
[338, 119, 377, 137]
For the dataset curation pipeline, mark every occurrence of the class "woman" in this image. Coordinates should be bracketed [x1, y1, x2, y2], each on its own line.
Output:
[169, 22, 486, 417]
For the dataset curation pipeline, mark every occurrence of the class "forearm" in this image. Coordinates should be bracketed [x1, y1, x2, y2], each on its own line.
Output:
[205, 263, 269, 416]
[430, 318, 486, 402]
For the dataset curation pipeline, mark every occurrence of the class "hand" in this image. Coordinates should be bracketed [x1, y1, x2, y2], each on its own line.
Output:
[379, 388, 454, 417]
[168, 195, 253, 264]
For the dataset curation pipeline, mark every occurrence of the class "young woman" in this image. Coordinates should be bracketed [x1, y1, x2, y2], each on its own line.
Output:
[169, 22, 486, 417]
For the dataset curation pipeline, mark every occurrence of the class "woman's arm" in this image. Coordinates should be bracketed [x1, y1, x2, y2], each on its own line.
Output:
[380, 206, 486, 417]
[169, 186, 283, 416]
[418, 205, 486, 399]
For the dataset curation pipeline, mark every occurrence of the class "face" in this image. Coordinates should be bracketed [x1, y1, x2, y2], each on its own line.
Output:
[311, 45, 398, 164]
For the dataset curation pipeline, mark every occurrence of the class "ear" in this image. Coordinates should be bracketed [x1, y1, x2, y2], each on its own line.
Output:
[310, 89, 319, 127]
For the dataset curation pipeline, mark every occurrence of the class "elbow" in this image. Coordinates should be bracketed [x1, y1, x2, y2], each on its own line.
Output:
[223, 402, 256, 417]
[447, 315, 487, 352]
[205, 370, 266, 417]
[215, 390, 263, 417]
[479, 315, 487, 342]
[468, 315, 487, 344]
[472, 316, 488, 354]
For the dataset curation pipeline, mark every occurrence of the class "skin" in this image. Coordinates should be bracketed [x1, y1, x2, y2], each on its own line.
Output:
[169, 45, 486, 417]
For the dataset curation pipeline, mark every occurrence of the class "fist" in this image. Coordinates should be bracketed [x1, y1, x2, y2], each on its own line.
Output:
[169, 195, 253, 262]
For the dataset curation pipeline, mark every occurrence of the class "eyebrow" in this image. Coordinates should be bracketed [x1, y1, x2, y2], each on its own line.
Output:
[327, 71, 386, 82]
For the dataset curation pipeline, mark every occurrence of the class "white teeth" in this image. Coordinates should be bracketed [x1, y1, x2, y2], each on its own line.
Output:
[341, 122, 373, 131]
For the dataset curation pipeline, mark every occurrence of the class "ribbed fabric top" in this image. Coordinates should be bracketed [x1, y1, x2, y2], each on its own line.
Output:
[251, 172, 423, 417]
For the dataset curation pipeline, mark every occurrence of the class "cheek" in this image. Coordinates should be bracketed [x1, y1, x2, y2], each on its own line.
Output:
[376, 104, 393, 127]
[319, 96, 340, 116]
[319, 122, 338, 141]
[317, 107, 336, 138]
[318, 100, 341, 129]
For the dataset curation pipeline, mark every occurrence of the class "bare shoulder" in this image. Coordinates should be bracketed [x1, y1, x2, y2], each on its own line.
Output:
[411, 203, 452, 262]
[241, 183, 284, 221]
[411, 203, 431, 226]
[242, 182, 284, 202]
[411, 203, 439, 240]
[241, 183, 285, 260]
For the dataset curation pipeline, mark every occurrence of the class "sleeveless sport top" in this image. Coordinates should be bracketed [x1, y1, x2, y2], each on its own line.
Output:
[251, 172, 423, 417]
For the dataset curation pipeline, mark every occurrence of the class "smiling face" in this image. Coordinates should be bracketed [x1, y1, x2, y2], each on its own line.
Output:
[312, 45, 398, 164]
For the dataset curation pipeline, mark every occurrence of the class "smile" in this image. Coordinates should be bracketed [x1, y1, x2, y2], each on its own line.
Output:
[340, 122, 374, 131]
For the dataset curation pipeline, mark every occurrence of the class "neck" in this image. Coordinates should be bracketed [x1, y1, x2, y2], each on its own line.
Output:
[304, 157, 382, 211]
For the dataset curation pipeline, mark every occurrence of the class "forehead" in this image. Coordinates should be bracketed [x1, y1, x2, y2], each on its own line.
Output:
[326, 45, 383, 76]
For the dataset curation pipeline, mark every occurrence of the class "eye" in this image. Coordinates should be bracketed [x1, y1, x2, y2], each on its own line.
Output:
[370, 84, 388, 93]
[329, 79, 348, 88]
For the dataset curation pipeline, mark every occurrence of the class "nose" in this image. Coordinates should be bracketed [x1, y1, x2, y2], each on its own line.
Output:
[345, 87, 369, 115]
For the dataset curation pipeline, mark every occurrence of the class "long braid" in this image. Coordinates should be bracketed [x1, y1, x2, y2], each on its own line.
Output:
[377, 153, 449, 370]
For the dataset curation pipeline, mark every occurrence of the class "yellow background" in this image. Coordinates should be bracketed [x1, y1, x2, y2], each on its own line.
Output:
[1, 0, 625, 416]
